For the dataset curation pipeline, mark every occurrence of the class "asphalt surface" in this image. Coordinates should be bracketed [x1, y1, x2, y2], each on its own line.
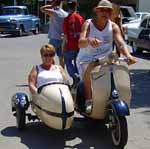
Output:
[0, 34, 150, 149]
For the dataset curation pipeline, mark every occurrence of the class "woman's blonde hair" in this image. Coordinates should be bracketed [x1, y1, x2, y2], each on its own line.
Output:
[40, 44, 55, 56]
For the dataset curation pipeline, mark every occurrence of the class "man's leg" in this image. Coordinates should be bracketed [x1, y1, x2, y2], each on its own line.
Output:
[49, 38, 64, 68]
[64, 51, 79, 86]
[83, 63, 95, 114]
[72, 51, 80, 86]
[59, 56, 64, 68]
[83, 63, 95, 99]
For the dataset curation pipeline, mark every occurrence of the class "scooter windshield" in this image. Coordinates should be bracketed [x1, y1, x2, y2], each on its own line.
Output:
[37, 80, 69, 94]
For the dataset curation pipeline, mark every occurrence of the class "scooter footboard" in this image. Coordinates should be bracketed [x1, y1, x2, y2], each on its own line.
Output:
[31, 84, 74, 130]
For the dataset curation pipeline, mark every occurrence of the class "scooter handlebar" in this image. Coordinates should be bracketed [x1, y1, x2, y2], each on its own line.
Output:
[80, 53, 128, 66]
[94, 56, 128, 66]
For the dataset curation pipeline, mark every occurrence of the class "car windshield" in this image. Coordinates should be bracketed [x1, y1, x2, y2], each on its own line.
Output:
[121, 7, 137, 18]
[2, 8, 23, 15]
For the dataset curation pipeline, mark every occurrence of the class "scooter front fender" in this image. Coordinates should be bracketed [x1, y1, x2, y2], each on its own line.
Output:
[110, 100, 130, 116]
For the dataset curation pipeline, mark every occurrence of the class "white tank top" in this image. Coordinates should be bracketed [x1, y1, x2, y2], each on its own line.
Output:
[77, 19, 113, 63]
[36, 65, 64, 88]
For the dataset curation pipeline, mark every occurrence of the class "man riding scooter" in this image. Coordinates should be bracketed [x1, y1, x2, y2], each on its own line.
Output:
[76, 0, 136, 114]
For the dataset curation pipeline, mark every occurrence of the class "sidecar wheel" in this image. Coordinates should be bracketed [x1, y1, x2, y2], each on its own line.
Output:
[110, 114, 128, 148]
[16, 107, 26, 130]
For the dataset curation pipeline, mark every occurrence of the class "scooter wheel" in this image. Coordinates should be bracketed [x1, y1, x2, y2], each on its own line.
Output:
[16, 107, 26, 130]
[110, 114, 128, 148]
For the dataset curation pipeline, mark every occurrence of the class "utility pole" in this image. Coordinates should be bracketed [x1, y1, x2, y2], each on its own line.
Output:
[44, 0, 47, 24]
[14, 0, 17, 5]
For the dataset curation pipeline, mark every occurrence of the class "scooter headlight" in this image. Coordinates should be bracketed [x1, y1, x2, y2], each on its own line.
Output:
[112, 89, 119, 99]
[15, 98, 20, 105]
[20, 96, 27, 106]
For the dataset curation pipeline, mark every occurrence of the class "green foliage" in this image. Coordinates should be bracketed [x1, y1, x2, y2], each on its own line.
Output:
[0, 0, 37, 5]
[0, 0, 13, 5]
[23, 0, 36, 5]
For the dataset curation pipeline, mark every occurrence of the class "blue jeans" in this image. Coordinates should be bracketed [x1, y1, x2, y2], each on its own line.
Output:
[49, 38, 63, 57]
[63, 50, 79, 80]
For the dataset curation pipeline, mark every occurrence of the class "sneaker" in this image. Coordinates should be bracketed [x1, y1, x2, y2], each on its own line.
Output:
[85, 100, 93, 114]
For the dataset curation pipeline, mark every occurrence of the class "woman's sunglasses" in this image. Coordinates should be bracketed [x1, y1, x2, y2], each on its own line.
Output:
[42, 53, 54, 57]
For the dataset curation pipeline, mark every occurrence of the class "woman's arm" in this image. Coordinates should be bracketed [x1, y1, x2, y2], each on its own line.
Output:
[59, 66, 70, 84]
[28, 66, 38, 94]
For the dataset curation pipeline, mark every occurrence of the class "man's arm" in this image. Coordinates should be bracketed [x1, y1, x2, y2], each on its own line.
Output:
[78, 20, 103, 49]
[113, 22, 137, 64]
[78, 21, 90, 48]
[62, 18, 68, 51]
[40, 5, 54, 16]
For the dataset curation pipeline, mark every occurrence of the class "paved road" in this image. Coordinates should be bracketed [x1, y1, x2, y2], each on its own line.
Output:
[0, 34, 150, 149]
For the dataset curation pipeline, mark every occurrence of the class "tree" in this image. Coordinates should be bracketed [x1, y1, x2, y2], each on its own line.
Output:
[0, 0, 13, 5]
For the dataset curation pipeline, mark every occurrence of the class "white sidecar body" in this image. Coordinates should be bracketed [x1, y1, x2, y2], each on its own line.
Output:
[90, 63, 131, 119]
[31, 83, 74, 130]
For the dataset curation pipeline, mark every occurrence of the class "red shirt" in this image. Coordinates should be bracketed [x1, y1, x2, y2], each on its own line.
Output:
[63, 13, 84, 51]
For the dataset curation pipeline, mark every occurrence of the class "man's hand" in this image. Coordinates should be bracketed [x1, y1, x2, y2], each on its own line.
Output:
[88, 37, 102, 48]
[127, 55, 137, 65]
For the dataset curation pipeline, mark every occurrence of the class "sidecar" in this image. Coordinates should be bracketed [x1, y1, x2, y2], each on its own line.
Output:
[11, 82, 74, 130]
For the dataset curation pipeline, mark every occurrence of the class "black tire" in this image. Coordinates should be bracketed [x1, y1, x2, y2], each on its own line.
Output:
[33, 25, 39, 35]
[132, 41, 142, 54]
[132, 41, 137, 54]
[17, 26, 24, 37]
[16, 107, 26, 130]
[110, 114, 128, 148]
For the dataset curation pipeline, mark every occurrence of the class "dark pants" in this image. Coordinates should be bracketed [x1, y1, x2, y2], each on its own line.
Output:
[63, 50, 79, 82]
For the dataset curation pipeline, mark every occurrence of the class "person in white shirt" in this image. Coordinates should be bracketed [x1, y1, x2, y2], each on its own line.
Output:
[77, 0, 137, 114]
[40, 0, 68, 68]
[28, 44, 69, 95]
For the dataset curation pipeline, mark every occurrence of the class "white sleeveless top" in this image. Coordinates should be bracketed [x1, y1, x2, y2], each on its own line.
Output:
[36, 65, 64, 88]
[77, 19, 113, 63]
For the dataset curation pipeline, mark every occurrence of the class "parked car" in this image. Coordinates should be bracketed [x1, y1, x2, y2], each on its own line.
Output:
[122, 18, 141, 42]
[120, 6, 137, 24]
[122, 11, 150, 42]
[131, 15, 150, 53]
[135, 12, 150, 20]
[0, 6, 41, 36]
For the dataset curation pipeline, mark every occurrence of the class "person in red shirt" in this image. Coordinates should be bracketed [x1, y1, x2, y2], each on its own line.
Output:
[63, 0, 84, 87]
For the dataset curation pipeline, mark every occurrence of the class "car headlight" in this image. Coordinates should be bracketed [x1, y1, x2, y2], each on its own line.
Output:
[10, 19, 17, 24]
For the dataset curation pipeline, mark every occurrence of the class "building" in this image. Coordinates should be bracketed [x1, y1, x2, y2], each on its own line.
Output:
[136, 0, 150, 12]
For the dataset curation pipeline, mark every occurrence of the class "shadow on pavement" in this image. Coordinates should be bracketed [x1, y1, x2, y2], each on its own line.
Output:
[0, 34, 30, 38]
[132, 52, 150, 60]
[1, 119, 114, 149]
[130, 69, 150, 108]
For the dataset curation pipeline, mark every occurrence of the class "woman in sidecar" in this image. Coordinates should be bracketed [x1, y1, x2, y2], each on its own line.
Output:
[28, 44, 68, 95]
[28, 44, 74, 130]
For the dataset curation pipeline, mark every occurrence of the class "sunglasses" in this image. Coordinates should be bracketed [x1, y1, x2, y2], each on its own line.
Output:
[42, 53, 54, 57]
